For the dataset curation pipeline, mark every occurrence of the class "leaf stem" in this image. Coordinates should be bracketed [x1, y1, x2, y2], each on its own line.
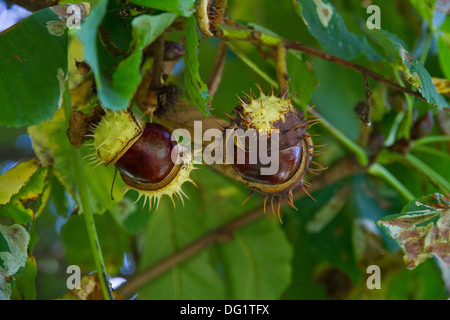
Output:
[63, 81, 114, 300]
[384, 112, 405, 146]
[368, 163, 415, 201]
[411, 135, 450, 147]
[411, 145, 450, 161]
[275, 46, 289, 97]
[384, 150, 450, 193]
[394, 71, 414, 140]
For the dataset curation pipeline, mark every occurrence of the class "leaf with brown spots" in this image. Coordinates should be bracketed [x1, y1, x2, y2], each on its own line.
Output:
[378, 193, 450, 269]
[0, 160, 50, 225]
[66, 105, 105, 148]
[0, 224, 30, 300]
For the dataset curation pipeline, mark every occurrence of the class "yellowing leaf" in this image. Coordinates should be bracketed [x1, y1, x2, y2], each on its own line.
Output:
[378, 193, 450, 269]
[0, 160, 50, 225]
[0, 159, 40, 205]
[59, 273, 122, 300]
[28, 108, 123, 215]
[432, 77, 450, 96]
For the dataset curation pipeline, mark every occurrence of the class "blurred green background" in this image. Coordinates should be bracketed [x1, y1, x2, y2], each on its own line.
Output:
[0, 0, 449, 300]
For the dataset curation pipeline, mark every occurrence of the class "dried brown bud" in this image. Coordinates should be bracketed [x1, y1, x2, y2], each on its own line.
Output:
[354, 100, 371, 127]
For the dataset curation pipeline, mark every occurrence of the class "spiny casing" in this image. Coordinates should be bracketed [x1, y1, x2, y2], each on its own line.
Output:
[233, 92, 308, 150]
[92, 110, 143, 166]
[89, 110, 194, 211]
[228, 88, 318, 214]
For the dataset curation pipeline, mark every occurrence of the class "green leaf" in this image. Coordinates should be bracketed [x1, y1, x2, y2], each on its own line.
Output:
[219, 219, 293, 299]
[138, 169, 293, 299]
[387, 259, 446, 299]
[0, 224, 30, 300]
[129, 0, 196, 17]
[109, 196, 150, 235]
[137, 200, 224, 300]
[61, 212, 132, 274]
[0, 160, 50, 225]
[378, 193, 450, 269]
[305, 185, 351, 233]
[287, 51, 318, 107]
[369, 29, 449, 109]
[293, 182, 363, 283]
[0, 7, 68, 127]
[111, 12, 176, 104]
[11, 256, 37, 300]
[77, 0, 176, 111]
[28, 108, 124, 215]
[293, 0, 381, 61]
[184, 15, 211, 117]
[0, 159, 40, 206]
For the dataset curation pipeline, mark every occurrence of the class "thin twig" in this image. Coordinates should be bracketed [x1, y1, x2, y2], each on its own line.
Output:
[215, 25, 425, 102]
[116, 156, 364, 299]
[207, 41, 227, 99]
[150, 33, 166, 90]
[283, 40, 425, 102]
[63, 82, 114, 300]
[275, 46, 289, 97]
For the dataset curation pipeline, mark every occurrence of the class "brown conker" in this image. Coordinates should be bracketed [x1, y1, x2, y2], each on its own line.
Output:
[89, 110, 194, 210]
[226, 86, 323, 220]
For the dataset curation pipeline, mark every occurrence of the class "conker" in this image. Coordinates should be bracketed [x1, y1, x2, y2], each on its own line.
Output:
[226, 86, 322, 220]
[89, 110, 194, 210]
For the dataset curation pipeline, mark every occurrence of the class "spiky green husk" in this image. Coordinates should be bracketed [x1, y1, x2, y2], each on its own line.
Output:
[92, 110, 143, 166]
[227, 87, 322, 220]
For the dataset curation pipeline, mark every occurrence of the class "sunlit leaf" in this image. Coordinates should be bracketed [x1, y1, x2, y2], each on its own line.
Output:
[0, 159, 40, 206]
[0, 160, 50, 225]
[432, 77, 450, 96]
[0, 3, 89, 127]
